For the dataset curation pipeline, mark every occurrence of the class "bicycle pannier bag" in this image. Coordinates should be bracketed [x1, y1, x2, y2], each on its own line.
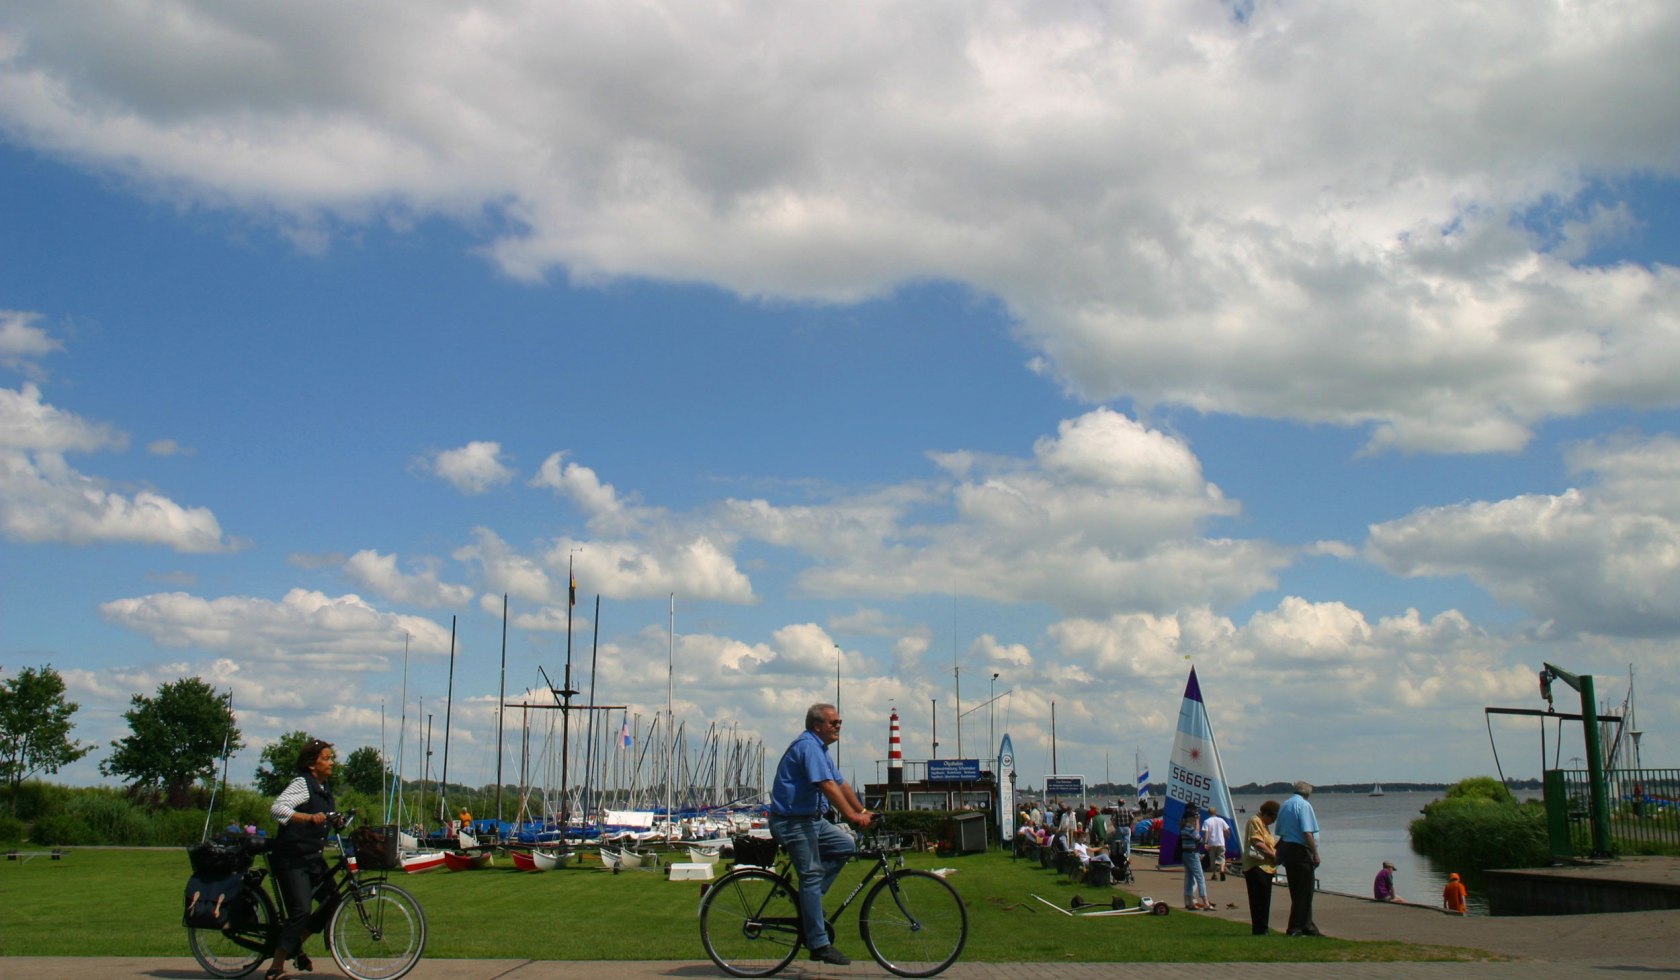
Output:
[183, 873, 243, 929]
[188, 839, 251, 878]
[731, 834, 778, 868]
[351, 824, 402, 870]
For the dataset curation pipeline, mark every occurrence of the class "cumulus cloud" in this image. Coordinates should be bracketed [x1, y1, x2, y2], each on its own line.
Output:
[99, 588, 455, 663]
[2, 4, 1676, 451]
[1367, 433, 1680, 637]
[0, 309, 61, 372]
[0, 382, 229, 552]
[421, 441, 514, 494]
[343, 548, 475, 609]
[720, 408, 1286, 615]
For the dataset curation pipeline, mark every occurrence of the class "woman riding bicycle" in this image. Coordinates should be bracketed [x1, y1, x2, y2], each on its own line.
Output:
[267, 738, 338, 980]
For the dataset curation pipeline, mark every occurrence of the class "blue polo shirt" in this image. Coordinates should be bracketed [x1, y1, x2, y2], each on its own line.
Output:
[1275, 793, 1320, 845]
[770, 729, 843, 816]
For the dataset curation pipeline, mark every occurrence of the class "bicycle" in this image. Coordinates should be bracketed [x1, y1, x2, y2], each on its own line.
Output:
[698, 830, 968, 978]
[186, 811, 427, 980]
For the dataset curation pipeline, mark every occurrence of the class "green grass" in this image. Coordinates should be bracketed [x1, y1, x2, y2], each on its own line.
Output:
[1, 845, 1471, 962]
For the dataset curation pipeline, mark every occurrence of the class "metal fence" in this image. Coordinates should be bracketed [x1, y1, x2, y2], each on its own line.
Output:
[1546, 768, 1680, 857]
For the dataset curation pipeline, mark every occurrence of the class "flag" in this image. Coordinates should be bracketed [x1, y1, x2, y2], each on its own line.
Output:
[1158, 667, 1238, 867]
[619, 718, 632, 749]
[569, 573, 576, 607]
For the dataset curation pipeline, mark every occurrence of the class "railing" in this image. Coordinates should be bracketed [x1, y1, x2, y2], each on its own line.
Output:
[1545, 768, 1680, 857]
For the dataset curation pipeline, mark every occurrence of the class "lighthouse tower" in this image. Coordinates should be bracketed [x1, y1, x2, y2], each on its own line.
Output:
[888, 706, 904, 788]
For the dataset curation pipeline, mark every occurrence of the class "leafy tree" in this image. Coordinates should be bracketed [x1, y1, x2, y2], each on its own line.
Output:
[0, 665, 93, 801]
[101, 677, 241, 808]
[253, 730, 313, 797]
[340, 746, 390, 796]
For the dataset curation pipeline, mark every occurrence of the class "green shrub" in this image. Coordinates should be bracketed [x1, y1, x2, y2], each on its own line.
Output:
[3, 780, 70, 820]
[0, 812, 25, 843]
[1442, 776, 1515, 805]
[155, 807, 215, 846]
[1410, 778, 1548, 872]
[29, 810, 92, 845]
[64, 789, 154, 845]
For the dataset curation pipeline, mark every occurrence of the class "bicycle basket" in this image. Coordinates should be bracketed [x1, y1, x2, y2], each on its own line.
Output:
[731, 834, 779, 868]
[350, 824, 403, 871]
[187, 839, 252, 878]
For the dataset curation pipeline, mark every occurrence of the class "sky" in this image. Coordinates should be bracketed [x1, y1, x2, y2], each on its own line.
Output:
[1, 1, 1677, 799]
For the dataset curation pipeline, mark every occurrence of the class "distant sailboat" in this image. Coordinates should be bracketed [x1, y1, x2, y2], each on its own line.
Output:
[1159, 667, 1238, 868]
[1370, 783, 1385, 797]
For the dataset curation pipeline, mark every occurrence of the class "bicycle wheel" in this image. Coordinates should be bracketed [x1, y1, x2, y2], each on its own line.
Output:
[188, 884, 278, 978]
[327, 880, 427, 980]
[699, 868, 803, 978]
[859, 869, 968, 978]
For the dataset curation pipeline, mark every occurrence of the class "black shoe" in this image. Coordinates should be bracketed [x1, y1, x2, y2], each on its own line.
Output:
[809, 945, 852, 966]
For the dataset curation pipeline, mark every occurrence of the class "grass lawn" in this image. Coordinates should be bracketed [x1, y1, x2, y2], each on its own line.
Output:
[1, 845, 1465, 962]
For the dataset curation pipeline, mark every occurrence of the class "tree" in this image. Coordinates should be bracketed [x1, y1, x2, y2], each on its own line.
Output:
[253, 730, 313, 797]
[340, 746, 390, 796]
[101, 677, 241, 808]
[0, 665, 93, 800]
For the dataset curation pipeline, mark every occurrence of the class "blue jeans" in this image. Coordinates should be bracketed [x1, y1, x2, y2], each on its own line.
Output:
[768, 814, 857, 951]
[1183, 849, 1207, 906]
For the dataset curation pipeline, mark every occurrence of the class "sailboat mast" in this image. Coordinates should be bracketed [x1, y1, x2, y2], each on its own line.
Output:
[496, 595, 508, 823]
[667, 593, 674, 837]
[439, 615, 456, 826]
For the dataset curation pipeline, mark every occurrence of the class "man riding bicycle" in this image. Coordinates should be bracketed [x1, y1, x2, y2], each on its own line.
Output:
[768, 703, 873, 966]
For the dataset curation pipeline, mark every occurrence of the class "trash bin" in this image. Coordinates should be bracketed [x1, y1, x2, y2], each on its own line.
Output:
[952, 812, 988, 853]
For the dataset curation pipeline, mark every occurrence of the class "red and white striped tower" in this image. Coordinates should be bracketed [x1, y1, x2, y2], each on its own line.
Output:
[888, 706, 904, 788]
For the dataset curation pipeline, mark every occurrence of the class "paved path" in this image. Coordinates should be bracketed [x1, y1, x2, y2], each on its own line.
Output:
[9, 862, 1680, 978]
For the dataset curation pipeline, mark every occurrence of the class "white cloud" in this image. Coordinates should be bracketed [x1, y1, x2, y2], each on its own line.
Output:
[1366, 434, 1680, 636]
[721, 408, 1285, 615]
[99, 588, 455, 663]
[423, 440, 514, 494]
[0, 382, 229, 551]
[0, 309, 62, 371]
[3, 4, 1676, 451]
[343, 548, 475, 609]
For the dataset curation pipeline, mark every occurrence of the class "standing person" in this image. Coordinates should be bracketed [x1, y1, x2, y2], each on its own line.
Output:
[1089, 807, 1109, 849]
[1202, 805, 1232, 882]
[768, 703, 873, 967]
[1442, 872, 1468, 914]
[1179, 803, 1209, 910]
[267, 739, 338, 980]
[1275, 781, 1322, 936]
[1241, 800, 1280, 935]
[1374, 861, 1402, 902]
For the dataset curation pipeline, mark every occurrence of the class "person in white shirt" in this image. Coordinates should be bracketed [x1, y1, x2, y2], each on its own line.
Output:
[1202, 805, 1233, 882]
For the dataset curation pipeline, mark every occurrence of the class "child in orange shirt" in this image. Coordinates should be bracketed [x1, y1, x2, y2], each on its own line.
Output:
[1442, 872, 1468, 914]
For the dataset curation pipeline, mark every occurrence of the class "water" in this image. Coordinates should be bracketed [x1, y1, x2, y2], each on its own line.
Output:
[1229, 790, 1489, 915]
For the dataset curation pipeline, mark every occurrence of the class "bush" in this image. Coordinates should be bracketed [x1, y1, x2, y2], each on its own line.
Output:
[1442, 776, 1515, 805]
[0, 812, 24, 843]
[155, 807, 214, 846]
[3, 780, 70, 820]
[1410, 778, 1548, 872]
[29, 810, 92, 846]
[65, 789, 155, 845]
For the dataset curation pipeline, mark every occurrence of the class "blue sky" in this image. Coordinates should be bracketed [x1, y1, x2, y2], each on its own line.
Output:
[2, 2, 1676, 798]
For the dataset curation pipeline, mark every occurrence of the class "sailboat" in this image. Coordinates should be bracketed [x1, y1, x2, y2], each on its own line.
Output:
[1158, 667, 1238, 868]
[1369, 783, 1385, 797]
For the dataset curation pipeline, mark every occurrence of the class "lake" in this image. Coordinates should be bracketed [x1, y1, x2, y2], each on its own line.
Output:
[1227, 789, 1489, 915]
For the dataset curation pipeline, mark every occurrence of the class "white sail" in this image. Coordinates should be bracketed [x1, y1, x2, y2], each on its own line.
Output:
[1158, 667, 1238, 867]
